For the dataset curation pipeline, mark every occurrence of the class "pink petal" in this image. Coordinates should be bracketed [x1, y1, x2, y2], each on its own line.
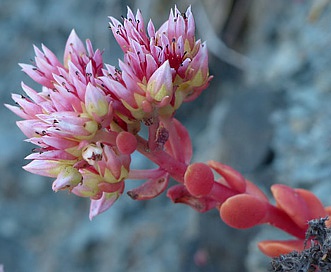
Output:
[16, 119, 49, 138]
[64, 29, 86, 67]
[25, 150, 76, 161]
[5, 104, 30, 120]
[146, 60, 173, 102]
[89, 192, 120, 220]
[41, 44, 63, 68]
[21, 82, 46, 104]
[23, 160, 65, 178]
[85, 83, 110, 119]
[19, 63, 53, 89]
[10, 93, 42, 118]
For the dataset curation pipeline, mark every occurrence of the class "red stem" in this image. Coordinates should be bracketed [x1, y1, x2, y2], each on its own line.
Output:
[128, 168, 166, 180]
[147, 116, 159, 151]
[136, 135, 187, 183]
[136, 129, 306, 240]
[208, 182, 237, 203]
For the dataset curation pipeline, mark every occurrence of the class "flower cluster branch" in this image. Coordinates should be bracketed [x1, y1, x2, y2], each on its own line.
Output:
[6, 6, 331, 258]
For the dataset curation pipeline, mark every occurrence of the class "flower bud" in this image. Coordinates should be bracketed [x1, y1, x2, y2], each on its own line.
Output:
[85, 83, 110, 119]
[184, 162, 214, 197]
[146, 60, 173, 102]
[220, 194, 268, 229]
[116, 131, 137, 155]
[52, 165, 82, 191]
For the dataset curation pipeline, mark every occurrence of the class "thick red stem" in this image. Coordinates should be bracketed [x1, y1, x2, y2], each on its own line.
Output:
[136, 130, 306, 240]
[128, 168, 166, 180]
[208, 182, 237, 204]
[136, 135, 187, 183]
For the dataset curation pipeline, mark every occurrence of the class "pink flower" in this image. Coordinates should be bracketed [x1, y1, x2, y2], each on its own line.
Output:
[7, 6, 211, 219]
[6, 30, 130, 218]
[103, 6, 212, 120]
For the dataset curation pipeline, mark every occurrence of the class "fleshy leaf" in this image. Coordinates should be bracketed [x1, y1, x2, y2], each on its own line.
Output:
[271, 184, 311, 229]
[220, 194, 268, 229]
[167, 184, 218, 212]
[258, 240, 304, 257]
[127, 172, 169, 200]
[164, 118, 192, 164]
[207, 161, 246, 193]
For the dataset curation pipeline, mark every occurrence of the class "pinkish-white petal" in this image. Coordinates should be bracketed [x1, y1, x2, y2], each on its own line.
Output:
[19, 63, 54, 89]
[34, 54, 58, 78]
[10, 93, 42, 117]
[38, 136, 78, 149]
[85, 83, 110, 118]
[147, 19, 156, 38]
[16, 119, 49, 138]
[23, 160, 67, 178]
[5, 104, 31, 120]
[100, 75, 135, 106]
[64, 29, 86, 67]
[145, 54, 158, 79]
[41, 44, 63, 67]
[21, 82, 46, 104]
[185, 6, 195, 46]
[146, 60, 173, 102]
[89, 192, 120, 220]
[25, 150, 76, 161]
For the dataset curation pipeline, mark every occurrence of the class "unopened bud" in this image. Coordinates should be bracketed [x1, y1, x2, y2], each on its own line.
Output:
[146, 60, 173, 102]
[184, 162, 214, 197]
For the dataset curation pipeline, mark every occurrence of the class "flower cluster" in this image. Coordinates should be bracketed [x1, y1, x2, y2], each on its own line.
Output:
[6, 30, 133, 219]
[105, 6, 211, 121]
[8, 5, 331, 261]
[7, 6, 210, 220]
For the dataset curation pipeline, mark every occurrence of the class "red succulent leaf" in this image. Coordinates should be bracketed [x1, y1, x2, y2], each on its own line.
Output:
[207, 160, 246, 193]
[295, 188, 326, 220]
[258, 239, 304, 257]
[245, 179, 269, 202]
[219, 194, 268, 229]
[167, 184, 218, 212]
[127, 172, 169, 200]
[164, 118, 192, 164]
[271, 184, 311, 229]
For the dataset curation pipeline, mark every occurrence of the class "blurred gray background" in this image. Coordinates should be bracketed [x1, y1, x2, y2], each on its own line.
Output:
[2, 0, 331, 271]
